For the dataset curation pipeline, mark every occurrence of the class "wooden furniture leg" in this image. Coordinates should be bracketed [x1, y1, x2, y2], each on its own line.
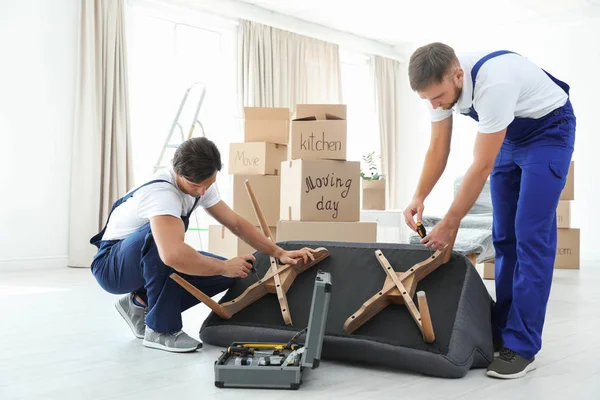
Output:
[170, 272, 232, 319]
[171, 178, 330, 324]
[344, 229, 458, 343]
[243, 180, 292, 325]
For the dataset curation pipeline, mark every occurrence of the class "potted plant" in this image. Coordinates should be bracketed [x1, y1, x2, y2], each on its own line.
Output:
[361, 152, 385, 210]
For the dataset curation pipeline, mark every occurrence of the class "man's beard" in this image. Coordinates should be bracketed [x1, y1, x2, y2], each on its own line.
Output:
[442, 85, 461, 110]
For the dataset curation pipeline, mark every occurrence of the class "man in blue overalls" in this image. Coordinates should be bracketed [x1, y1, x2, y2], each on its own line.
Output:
[90, 137, 317, 353]
[403, 43, 575, 379]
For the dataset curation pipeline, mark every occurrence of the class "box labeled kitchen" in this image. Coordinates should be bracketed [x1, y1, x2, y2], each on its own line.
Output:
[280, 159, 360, 222]
[288, 104, 347, 161]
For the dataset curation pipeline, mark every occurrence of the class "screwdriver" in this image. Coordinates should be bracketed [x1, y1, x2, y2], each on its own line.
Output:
[248, 259, 259, 281]
[416, 221, 427, 239]
[416, 221, 433, 256]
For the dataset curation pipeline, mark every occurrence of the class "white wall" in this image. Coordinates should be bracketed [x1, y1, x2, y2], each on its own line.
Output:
[0, 0, 79, 269]
[397, 18, 600, 261]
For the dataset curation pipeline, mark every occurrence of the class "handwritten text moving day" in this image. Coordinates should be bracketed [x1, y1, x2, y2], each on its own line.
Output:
[304, 173, 353, 219]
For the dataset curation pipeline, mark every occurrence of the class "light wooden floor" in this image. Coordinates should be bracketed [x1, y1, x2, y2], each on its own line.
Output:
[1, 262, 599, 400]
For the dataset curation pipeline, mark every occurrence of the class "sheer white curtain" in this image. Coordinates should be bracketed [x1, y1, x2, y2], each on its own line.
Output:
[68, 0, 134, 268]
[238, 20, 342, 109]
[370, 55, 403, 210]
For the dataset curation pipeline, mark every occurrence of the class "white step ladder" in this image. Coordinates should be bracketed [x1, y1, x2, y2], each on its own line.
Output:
[154, 82, 207, 172]
[154, 82, 208, 250]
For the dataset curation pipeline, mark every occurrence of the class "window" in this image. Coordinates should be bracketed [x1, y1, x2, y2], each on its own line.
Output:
[340, 50, 380, 175]
[126, 0, 238, 249]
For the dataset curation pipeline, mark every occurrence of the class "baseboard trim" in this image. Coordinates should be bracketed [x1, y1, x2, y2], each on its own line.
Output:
[0, 256, 69, 272]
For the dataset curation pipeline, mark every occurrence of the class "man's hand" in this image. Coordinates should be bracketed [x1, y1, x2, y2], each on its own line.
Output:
[419, 218, 458, 251]
[222, 255, 256, 278]
[275, 247, 317, 265]
[403, 197, 425, 232]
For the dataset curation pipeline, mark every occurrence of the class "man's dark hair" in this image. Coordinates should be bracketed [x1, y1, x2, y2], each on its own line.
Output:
[408, 42, 459, 92]
[172, 137, 222, 183]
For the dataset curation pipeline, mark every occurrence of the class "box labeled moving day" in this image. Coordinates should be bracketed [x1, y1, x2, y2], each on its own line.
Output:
[229, 142, 287, 175]
[208, 225, 277, 259]
[289, 104, 347, 161]
[555, 228, 580, 269]
[231, 174, 280, 227]
[244, 107, 290, 145]
[280, 159, 360, 222]
[362, 179, 386, 210]
[560, 161, 574, 201]
[276, 221, 377, 243]
[556, 201, 571, 228]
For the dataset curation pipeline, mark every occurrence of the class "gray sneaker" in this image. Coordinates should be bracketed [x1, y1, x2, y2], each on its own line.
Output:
[142, 326, 202, 353]
[487, 348, 536, 379]
[115, 294, 146, 339]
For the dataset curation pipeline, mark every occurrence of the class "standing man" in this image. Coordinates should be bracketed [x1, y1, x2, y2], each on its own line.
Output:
[90, 137, 316, 353]
[403, 43, 575, 379]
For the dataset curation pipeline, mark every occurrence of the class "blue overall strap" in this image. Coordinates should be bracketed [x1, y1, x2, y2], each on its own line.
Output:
[470, 50, 569, 97]
[470, 50, 517, 100]
[181, 196, 202, 230]
[89, 179, 171, 246]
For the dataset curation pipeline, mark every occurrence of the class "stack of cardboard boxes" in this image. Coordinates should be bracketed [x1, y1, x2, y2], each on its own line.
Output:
[555, 161, 579, 269]
[208, 105, 378, 259]
[208, 108, 289, 258]
[480, 160, 579, 279]
[276, 104, 377, 242]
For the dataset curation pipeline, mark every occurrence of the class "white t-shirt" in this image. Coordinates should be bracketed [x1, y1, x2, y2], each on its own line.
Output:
[102, 168, 221, 240]
[428, 51, 569, 133]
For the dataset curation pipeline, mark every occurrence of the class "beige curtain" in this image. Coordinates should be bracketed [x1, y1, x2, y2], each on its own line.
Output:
[238, 20, 342, 109]
[68, 0, 134, 268]
[370, 55, 402, 210]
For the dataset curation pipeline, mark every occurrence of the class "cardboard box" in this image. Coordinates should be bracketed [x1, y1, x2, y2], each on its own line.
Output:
[229, 142, 287, 175]
[231, 174, 280, 227]
[478, 262, 495, 280]
[244, 107, 290, 145]
[556, 201, 571, 228]
[362, 179, 385, 210]
[276, 221, 377, 243]
[560, 161, 574, 200]
[280, 159, 360, 222]
[477, 228, 580, 274]
[289, 104, 347, 161]
[555, 228, 580, 269]
[208, 225, 277, 259]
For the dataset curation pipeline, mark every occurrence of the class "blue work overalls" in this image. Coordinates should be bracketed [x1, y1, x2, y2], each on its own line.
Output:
[461, 51, 576, 359]
[89, 179, 235, 334]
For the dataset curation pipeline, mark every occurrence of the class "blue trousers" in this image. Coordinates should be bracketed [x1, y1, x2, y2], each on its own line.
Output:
[91, 223, 235, 333]
[491, 103, 575, 359]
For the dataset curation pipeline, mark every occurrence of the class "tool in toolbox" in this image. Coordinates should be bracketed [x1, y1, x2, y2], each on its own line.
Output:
[214, 270, 332, 390]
